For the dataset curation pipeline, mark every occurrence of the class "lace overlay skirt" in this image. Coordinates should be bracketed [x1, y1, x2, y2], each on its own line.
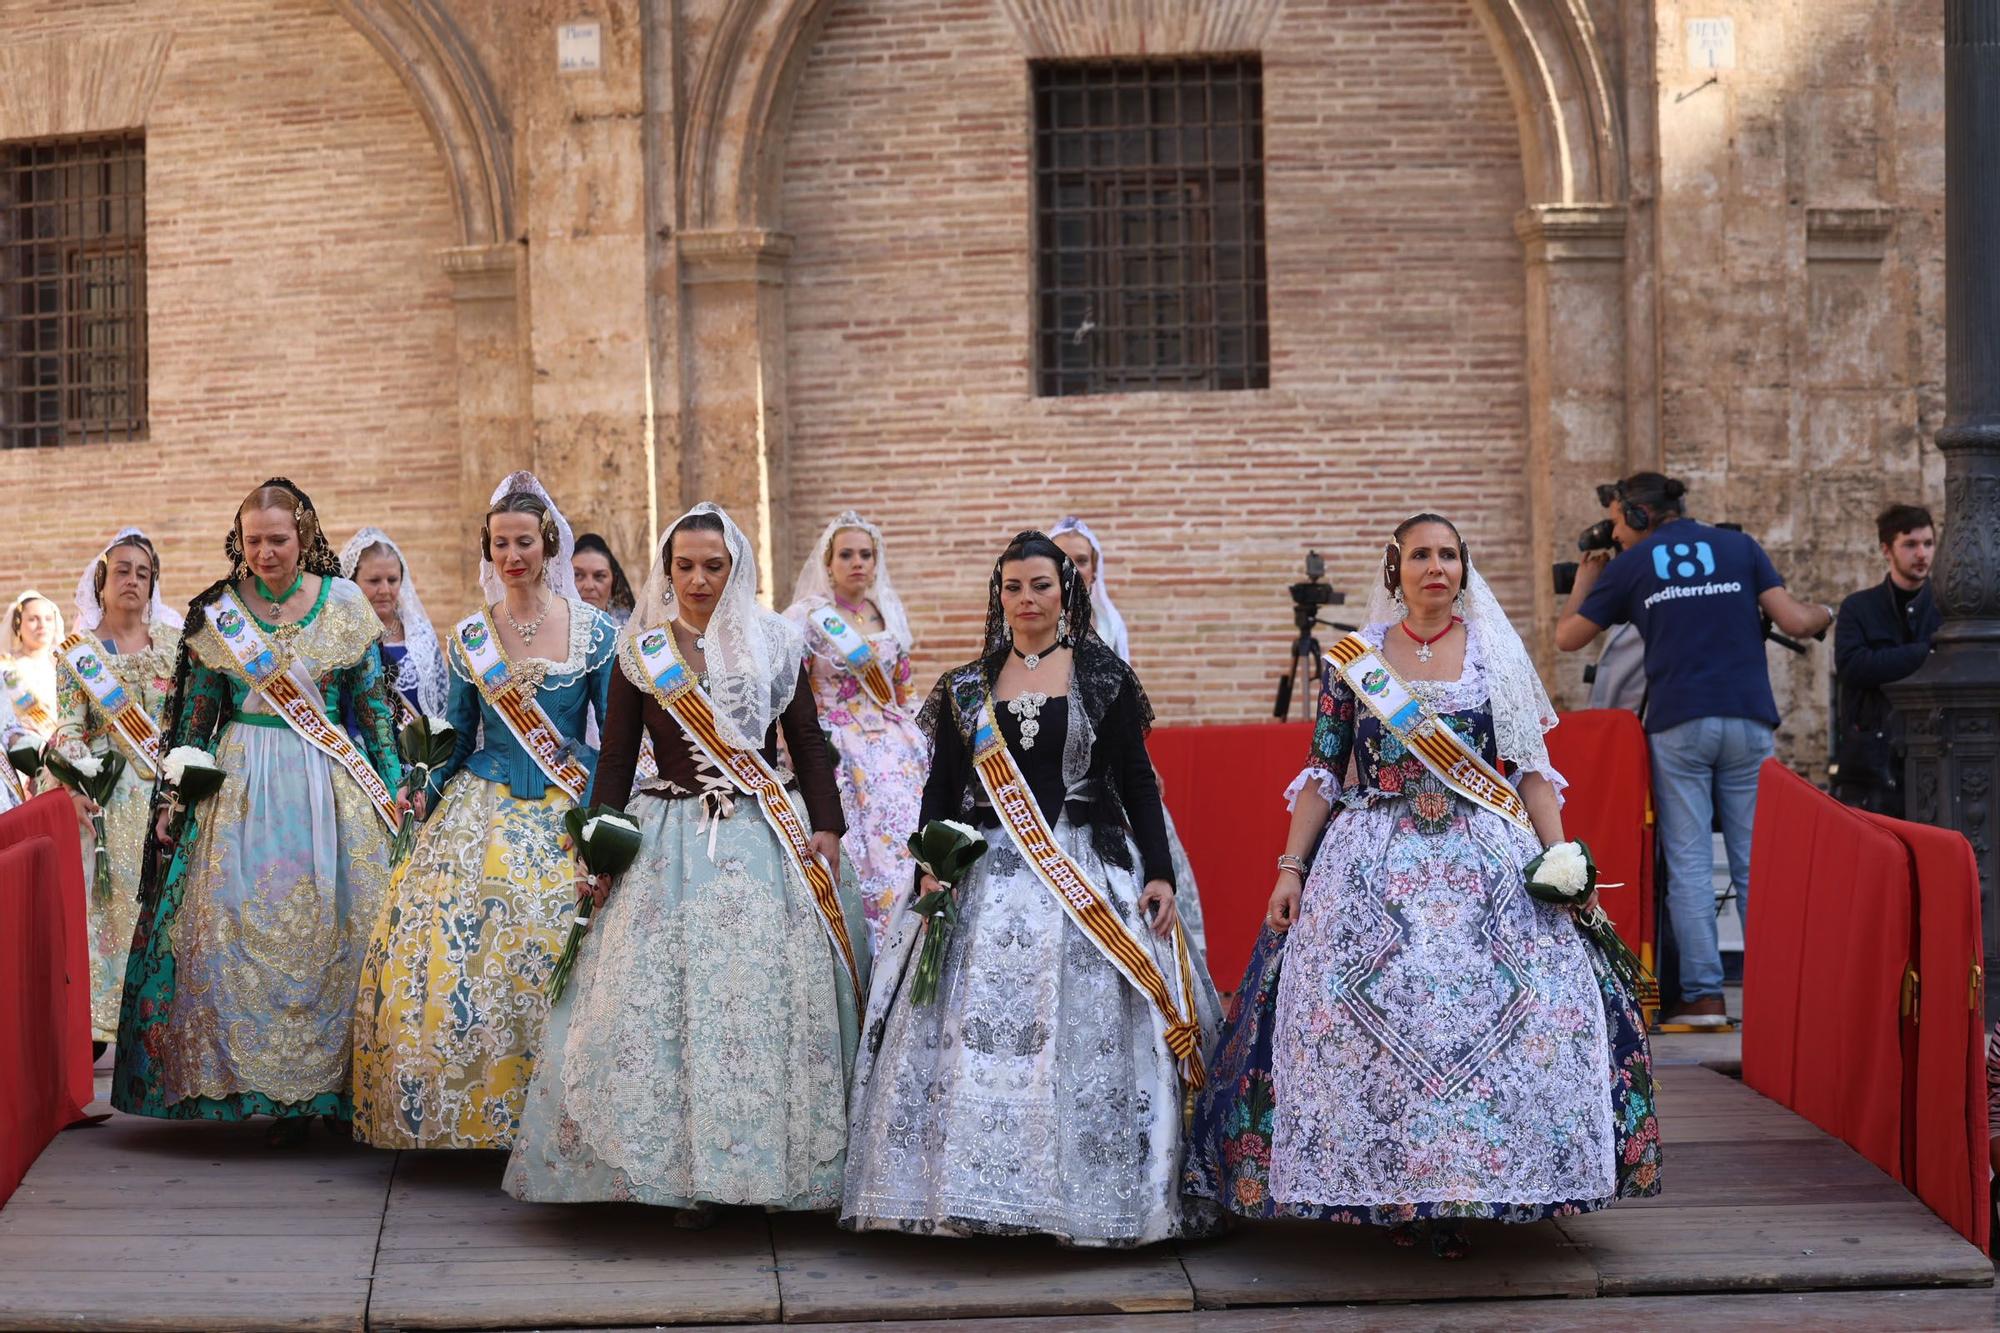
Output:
[351, 772, 579, 1148]
[503, 791, 867, 1208]
[842, 816, 1221, 1247]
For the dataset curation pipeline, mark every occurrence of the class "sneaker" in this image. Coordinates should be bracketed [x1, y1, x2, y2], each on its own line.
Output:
[1664, 996, 1730, 1028]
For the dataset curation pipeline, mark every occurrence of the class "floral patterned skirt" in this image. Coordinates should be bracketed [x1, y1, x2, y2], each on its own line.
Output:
[350, 772, 579, 1149]
[842, 815, 1223, 1247]
[1185, 794, 1661, 1223]
[825, 711, 926, 954]
[503, 790, 867, 1208]
[112, 720, 394, 1121]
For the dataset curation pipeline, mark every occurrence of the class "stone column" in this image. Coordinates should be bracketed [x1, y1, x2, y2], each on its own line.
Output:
[1887, 4, 2000, 1023]
[442, 243, 531, 591]
[1516, 204, 1629, 701]
[677, 228, 793, 598]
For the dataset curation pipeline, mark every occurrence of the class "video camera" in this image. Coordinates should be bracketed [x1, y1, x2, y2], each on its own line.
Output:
[1274, 551, 1354, 722]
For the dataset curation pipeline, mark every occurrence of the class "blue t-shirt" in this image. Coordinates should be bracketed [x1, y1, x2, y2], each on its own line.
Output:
[1576, 520, 1784, 734]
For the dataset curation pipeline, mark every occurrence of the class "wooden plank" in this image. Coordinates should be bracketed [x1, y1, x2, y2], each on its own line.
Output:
[1557, 1202, 1994, 1294]
[1177, 1217, 1598, 1308]
[643, 1282, 2000, 1331]
[769, 1213, 1195, 1323]
[0, 1111, 388, 1333]
[1623, 1139, 1916, 1210]
[366, 1151, 780, 1329]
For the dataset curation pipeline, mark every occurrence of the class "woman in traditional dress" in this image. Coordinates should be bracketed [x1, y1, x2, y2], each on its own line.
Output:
[843, 531, 1221, 1247]
[783, 511, 926, 950]
[49, 529, 182, 1052]
[339, 527, 449, 723]
[352, 476, 617, 1150]
[1184, 514, 1661, 1257]
[113, 479, 404, 1146]
[506, 502, 866, 1220]
[572, 533, 636, 626]
[1048, 515, 1208, 952]
[2, 590, 64, 743]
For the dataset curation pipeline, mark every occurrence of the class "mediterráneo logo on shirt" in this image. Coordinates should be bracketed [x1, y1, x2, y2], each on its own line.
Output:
[1642, 537, 1742, 610]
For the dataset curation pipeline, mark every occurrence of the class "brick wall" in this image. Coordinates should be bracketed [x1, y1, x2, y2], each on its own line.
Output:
[779, 0, 1531, 724]
[0, 0, 461, 630]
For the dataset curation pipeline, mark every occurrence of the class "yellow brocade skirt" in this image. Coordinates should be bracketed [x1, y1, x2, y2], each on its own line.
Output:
[351, 771, 579, 1149]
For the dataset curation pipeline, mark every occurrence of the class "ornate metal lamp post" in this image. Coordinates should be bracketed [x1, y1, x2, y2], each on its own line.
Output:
[1887, 3, 2000, 1022]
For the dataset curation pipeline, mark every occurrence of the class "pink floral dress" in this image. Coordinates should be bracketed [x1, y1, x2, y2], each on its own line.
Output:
[789, 609, 926, 952]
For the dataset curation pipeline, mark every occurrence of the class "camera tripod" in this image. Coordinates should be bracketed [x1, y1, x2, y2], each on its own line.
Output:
[1274, 613, 1356, 723]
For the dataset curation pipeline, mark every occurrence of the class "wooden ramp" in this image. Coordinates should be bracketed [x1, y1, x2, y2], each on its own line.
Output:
[0, 1067, 1986, 1330]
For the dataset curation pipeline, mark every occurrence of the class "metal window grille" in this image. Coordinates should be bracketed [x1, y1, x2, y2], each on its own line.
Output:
[1033, 58, 1268, 397]
[0, 132, 148, 449]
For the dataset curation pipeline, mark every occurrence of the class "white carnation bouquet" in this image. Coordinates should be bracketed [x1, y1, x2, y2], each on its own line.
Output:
[1522, 839, 1647, 989]
[44, 729, 128, 894]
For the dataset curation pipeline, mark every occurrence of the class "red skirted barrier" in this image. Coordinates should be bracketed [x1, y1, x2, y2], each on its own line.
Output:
[0, 791, 92, 1207]
[1863, 811, 1990, 1254]
[1150, 711, 1655, 990]
[1743, 759, 1913, 1181]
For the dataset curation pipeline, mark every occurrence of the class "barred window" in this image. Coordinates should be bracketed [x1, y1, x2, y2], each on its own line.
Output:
[0, 132, 148, 449]
[1033, 58, 1268, 397]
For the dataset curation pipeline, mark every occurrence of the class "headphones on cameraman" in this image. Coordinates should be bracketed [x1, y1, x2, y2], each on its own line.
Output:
[1596, 481, 1651, 533]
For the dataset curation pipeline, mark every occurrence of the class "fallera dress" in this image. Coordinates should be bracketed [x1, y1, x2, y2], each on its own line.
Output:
[113, 578, 402, 1121]
[1185, 625, 1661, 1223]
[785, 601, 926, 953]
[843, 645, 1223, 1246]
[51, 630, 180, 1041]
[504, 637, 867, 1209]
[350, 600, 615, 1149]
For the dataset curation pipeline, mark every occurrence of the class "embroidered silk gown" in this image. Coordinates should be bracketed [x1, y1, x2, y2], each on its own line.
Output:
[843, 652, 1223, 1247]
[51, 630, 180, 1041]
[504, 641, 867, 1209]
[352, 600, 616, 1149]
[1184, 625, 1661, 1222]
[113, 578, 402, 1121]
[786, 601, 926, 951]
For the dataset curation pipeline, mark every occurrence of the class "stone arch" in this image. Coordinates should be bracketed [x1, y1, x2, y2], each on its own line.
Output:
[682, 0, 1625, 237]
[329, 0, 515, 247]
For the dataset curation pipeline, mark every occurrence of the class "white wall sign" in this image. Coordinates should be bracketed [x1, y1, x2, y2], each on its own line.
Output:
[558, 22, 602, 74]
[1687, 17, 1736, 73]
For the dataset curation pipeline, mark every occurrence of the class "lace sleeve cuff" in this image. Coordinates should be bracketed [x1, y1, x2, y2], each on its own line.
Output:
[1508, 761, 1568, 806]
[1284, 765, 1340, 810]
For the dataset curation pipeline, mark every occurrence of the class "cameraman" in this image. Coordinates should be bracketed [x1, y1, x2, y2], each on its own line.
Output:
[1555, 472, 1834, 1028]
[1831, 504, 1939, 817]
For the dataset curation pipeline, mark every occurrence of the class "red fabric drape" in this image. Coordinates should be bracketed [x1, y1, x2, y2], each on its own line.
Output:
[1150, 712, 1655, 989]
[1864, 811, 1990, 1253]
[1744, 760, 1912, 1182]
[1150, 722, 1311, 987]
[1543, 709, 1654, 965]
[0, 790, 93, 1206]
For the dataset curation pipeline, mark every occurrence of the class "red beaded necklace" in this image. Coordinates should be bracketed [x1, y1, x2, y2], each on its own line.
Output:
[1400, 615, 1462, 663]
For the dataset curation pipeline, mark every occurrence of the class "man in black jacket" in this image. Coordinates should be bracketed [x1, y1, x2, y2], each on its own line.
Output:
[1833, 504, 1940, 817]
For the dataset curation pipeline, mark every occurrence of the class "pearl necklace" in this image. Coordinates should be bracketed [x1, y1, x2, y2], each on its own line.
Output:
[504, 595, 552, 643]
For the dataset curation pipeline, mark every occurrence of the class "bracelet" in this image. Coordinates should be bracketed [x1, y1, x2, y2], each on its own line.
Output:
[1277, 854, 1307, 878]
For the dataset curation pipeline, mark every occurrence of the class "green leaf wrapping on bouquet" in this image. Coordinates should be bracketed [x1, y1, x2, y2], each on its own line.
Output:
[161, 746, 226, 804]
[43, 746, 126, 808]
[903, 820, 990, 1006]
[563, 803, 643, 877]
[6, 739, 44, 784]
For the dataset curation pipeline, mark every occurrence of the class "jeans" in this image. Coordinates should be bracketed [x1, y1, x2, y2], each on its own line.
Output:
[1650, 715, 1776, 1003]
